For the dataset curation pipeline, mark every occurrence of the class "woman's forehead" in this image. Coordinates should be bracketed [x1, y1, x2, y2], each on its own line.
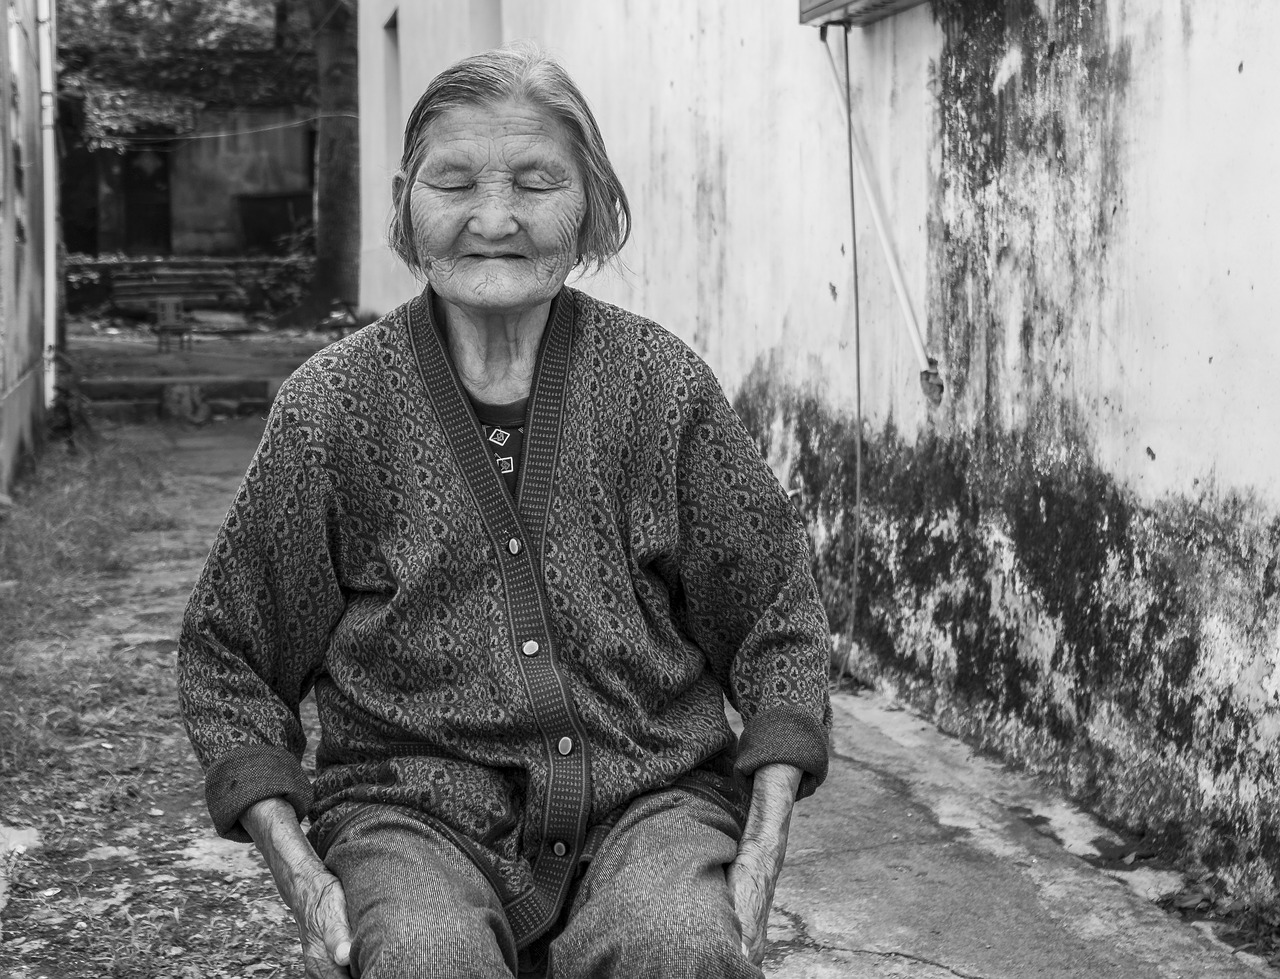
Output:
[419, 99, 575, 164]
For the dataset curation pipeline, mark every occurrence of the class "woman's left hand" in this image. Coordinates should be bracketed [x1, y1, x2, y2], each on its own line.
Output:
[726, 762, 803, 967]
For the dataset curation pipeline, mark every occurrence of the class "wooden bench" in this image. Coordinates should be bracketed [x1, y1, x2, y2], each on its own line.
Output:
[111, 267, 248, 316]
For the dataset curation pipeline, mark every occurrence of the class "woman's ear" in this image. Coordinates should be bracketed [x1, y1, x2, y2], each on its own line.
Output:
[392, 169, 408, 203]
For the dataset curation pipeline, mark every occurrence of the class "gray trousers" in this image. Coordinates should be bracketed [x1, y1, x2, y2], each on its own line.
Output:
[322, 787, 763, 979]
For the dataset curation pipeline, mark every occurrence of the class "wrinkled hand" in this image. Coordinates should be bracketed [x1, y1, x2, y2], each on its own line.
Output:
[292, 868, 353, 979]
[727, 829, 787, 966]
[241, 798, 353, 979]
[727, 763, 803, 967]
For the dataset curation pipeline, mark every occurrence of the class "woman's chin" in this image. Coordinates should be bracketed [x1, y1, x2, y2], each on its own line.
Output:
[431, 273, 567, 318]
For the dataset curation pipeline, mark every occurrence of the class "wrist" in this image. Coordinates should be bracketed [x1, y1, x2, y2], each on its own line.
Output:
[743, 763, 802, 828]
[242, 796, 329, 901]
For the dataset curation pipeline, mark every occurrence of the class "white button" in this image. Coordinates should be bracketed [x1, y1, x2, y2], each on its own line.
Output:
[552, 841, 567, 857]
[521, 640, 540, 656]
[507, 538, 521, 555]
[557, 737, 573, 755]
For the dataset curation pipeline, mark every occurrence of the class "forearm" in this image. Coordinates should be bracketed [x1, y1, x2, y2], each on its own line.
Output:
[741, 762, 803, 845]
[243, 798, 353, 972]
[242, 796, 329, 903]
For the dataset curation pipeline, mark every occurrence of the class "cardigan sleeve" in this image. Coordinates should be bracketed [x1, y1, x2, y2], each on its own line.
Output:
[674, 358, 832, 800]
[178, 374, 347, 841]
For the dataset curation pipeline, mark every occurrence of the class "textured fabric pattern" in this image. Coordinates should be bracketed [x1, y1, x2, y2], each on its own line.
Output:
[178, 287, 832, 947]
[320, 789, 757, 979]
[548, 786, 759, 979]
[322, 805, 520, 979]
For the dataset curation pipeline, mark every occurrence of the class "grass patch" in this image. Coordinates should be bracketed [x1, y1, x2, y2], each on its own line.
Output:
[0, 431, 177, 778]
[0, 434, 176, 647]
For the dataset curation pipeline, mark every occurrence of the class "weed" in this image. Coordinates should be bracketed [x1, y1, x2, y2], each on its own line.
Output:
[0, 434, 175, 649]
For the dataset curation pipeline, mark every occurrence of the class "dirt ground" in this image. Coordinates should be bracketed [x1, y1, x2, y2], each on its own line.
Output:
[0, 418, 314, 979]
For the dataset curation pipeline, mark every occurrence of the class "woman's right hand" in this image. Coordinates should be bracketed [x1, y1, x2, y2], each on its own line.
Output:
[291, 867, 354, 979]
[242, 797, 354, 978]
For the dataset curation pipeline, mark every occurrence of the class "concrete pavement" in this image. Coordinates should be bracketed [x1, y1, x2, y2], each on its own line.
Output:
[771, 692, 1264, 977]
[46, 416, 1270, 977]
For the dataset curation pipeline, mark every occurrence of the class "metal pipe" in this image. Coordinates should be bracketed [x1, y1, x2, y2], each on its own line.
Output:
[37, 0, 58, 410]
[839, 24, 863, 690]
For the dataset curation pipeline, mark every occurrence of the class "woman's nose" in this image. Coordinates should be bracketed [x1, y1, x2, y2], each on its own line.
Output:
[467, 187, 519, 239]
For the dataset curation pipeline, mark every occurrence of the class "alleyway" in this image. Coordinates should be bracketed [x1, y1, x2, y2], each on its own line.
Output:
[0, 414, 1267, 977]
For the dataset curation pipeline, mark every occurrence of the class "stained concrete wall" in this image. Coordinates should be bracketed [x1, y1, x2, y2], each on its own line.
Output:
[357, 1, 1280, 897]
[171, 108, 313, 255]
[0, 0, 50, 492]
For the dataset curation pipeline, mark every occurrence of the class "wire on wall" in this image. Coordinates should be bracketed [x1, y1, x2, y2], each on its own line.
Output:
[97, 112, 360, 148]
[821, 22, 864, 691]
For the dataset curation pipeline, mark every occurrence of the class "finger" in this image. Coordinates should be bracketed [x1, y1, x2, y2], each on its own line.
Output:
[304, 943, 352, 979]
[314, 875, 354, 965]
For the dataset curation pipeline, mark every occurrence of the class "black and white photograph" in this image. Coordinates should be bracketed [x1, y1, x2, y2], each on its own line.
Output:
[1, 1, 1277, 977]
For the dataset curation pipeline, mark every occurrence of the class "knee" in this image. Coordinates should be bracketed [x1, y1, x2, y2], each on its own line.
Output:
[353, 915, 513, 979]
[620, 907, 751, 978]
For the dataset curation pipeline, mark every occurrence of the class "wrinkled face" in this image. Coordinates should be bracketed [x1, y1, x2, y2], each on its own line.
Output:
[408, 99, 586, 317]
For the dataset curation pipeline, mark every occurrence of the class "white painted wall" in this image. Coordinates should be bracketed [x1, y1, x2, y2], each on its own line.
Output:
[0, 0, 50, 491]
[356, 0, 1280, 504]
[1102, 2, 1280, 500]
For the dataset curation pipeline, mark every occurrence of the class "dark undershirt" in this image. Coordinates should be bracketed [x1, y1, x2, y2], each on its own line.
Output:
[470, 394, 529, 498]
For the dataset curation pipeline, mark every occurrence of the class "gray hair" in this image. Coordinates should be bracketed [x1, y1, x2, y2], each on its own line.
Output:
[388, 43, 631, 274]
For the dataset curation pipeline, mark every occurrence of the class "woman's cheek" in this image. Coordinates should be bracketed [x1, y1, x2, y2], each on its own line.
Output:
[536, 193, 586, 255]
[413, 199, 466, 258]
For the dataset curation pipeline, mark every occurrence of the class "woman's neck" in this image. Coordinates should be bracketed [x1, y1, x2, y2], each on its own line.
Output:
[437, 297, 551, 404]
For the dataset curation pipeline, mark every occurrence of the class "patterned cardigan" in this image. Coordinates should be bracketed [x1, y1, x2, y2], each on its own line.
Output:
[178, 287, 832, 947]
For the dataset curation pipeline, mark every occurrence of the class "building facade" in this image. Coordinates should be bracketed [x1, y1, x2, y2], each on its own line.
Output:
[59, 49, 317, 258]
[1, 0, 56, 493]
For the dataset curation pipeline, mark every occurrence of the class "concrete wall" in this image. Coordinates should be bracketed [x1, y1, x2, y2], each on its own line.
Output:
[171, 108, 313, 255]
[0, 0, 50, 492]
[358, 1, 1280, 897]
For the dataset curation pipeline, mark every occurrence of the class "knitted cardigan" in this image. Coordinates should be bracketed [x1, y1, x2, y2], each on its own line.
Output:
[178, 287, 832, 947]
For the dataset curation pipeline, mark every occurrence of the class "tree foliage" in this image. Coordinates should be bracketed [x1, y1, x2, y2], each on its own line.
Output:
[58, 0, 309, 53]
[58, 0, 315, 148]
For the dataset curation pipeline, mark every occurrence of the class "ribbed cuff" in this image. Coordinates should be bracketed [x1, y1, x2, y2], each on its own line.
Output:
[203, 744, 313, 842]
[734, 703, 830, 800]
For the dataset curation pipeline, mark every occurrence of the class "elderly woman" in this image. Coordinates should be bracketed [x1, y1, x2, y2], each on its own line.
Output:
[179, 44, 830, 979]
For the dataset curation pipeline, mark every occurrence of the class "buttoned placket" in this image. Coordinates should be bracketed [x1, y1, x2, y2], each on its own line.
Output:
[407, 288, 594, 947]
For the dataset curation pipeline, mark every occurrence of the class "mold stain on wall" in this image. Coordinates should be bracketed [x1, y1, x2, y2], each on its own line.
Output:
[737, 367, 1280, 903]
[734, 0, 1280, 902]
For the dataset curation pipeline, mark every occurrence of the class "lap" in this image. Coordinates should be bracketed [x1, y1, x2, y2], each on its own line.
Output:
[547, 787, 760, 979]
[318, 788, 757, 979]
[321, 804, 518, 979]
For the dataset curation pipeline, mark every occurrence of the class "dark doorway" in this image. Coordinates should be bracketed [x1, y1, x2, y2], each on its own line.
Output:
[122, 146, 172, 255]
